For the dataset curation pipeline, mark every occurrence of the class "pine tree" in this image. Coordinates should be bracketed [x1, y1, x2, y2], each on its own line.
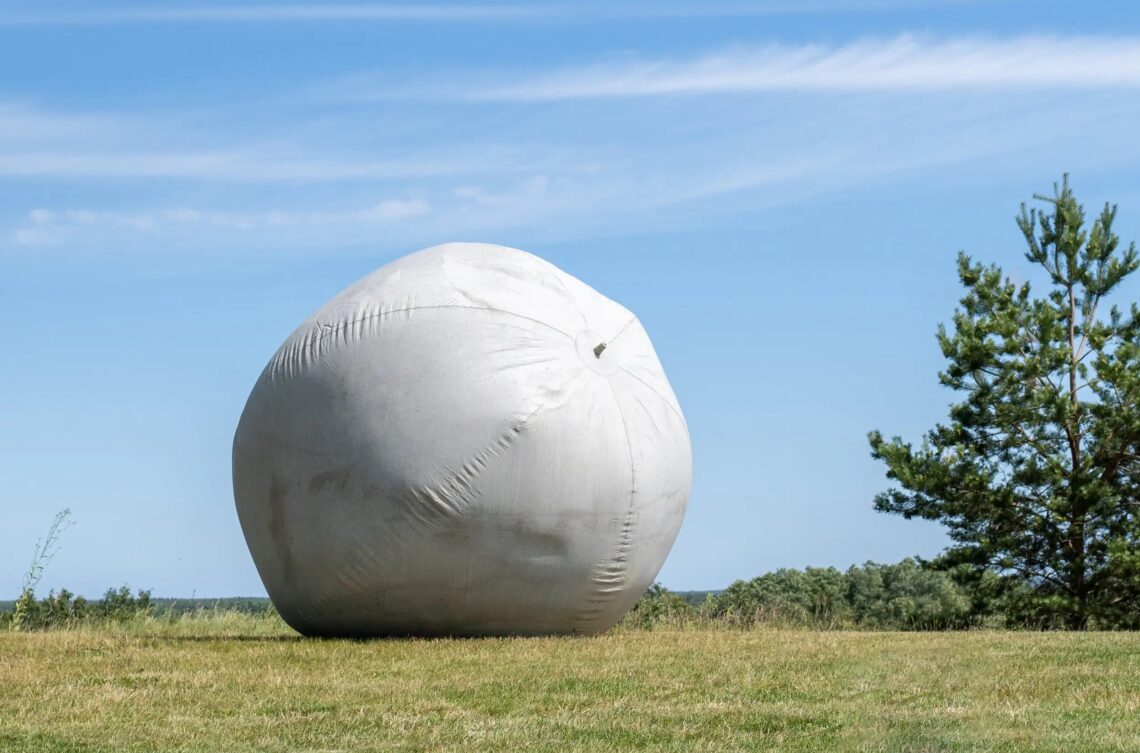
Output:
[869, 176, 1140, 629]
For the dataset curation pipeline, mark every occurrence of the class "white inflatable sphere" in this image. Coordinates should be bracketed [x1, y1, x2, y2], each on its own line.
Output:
[232, 243, 690, 636]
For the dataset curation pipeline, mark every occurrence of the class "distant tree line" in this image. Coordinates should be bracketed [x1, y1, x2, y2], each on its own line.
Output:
[1, 586, 155, 631]
[6, 556, 1138, 632]
[625, 557, 1139, 631]
[0, 588, 282, 631]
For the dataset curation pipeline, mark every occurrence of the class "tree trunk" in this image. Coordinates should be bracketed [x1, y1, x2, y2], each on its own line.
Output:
[1068, 598, 1089, 630]
[1065, 279, 1089, 631]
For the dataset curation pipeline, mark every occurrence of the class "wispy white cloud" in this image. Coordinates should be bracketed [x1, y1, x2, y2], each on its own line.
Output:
[0, 149, 529, 182]
[8, 33, 1140, 254]
[0, 102, 606, 182]
[350, 35, 1140, 101]
[13, 198, 430, 247]
[0, 104, 125, 142]
[12, 85, 1140, 252]
[1, 126, 1021, 251]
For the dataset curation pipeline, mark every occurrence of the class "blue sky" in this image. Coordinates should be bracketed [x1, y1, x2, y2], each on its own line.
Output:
[4, 0, 1140, 598]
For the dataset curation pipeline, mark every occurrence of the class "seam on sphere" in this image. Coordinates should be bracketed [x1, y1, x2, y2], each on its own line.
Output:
[398, 424, 525, 532]
[534, 258, 590, 331]
[265, 303, 577, 383]
[375, 362, 567, 533]
[616, 365, 688, 428]
[607, 316, 638, 346]
[574, 379, 639, 633]
[264, 301, 573, 532]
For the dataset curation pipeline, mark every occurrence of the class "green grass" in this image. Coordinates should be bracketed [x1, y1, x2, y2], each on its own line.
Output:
[1, 614, 1138, 752]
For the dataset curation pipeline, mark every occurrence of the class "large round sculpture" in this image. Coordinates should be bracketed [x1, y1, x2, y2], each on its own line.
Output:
[232, 243, 690, 636]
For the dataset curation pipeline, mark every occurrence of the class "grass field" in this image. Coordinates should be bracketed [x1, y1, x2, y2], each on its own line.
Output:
[1, 614, 1138, 752]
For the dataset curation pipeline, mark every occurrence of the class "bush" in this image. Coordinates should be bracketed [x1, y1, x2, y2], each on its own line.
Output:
[707, 567, 852, 628]
[6, 588, 89, 631]
[95, 585, 153, 620]
[699, 559, 972, 630]
[4, 586, 153, 631]
[622, 583, 695, 629]
[846, 559, 972, 629]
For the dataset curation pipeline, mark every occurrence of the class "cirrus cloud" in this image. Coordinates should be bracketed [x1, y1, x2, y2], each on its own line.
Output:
[327, 35, 1140, 102]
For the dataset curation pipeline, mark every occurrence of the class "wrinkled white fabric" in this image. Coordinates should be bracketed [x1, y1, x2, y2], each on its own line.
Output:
[232, 243, 690, 636]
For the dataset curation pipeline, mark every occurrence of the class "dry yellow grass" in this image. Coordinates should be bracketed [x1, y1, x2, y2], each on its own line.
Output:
[1, 614, 1138, 752]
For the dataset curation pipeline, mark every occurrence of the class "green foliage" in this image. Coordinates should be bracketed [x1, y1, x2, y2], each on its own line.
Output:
[929, 558, 1009, 625]
[143, 597, 276, 615]
[6, 509, 157, 631]
[621, 583, 696, 629]
[3, 589, 88, 631]
[709, 567, 851, 627]
[701, 560, 971, 629]
[3, 587, 152, 632]
[845, 559, 971, 629]
[870, 175, 1140, 630]
[11, 509, 72, 631]
[94, 586, 153, 620]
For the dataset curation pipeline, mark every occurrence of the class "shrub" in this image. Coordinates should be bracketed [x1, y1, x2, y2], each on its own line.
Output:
[95, 586, 153, 620]
[3, 587, 153, 631]
[622, 583, 695, 629]
[846, 559, 972, 629]
[707, 567, 852, 628]
[702, 560, 974, 630]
